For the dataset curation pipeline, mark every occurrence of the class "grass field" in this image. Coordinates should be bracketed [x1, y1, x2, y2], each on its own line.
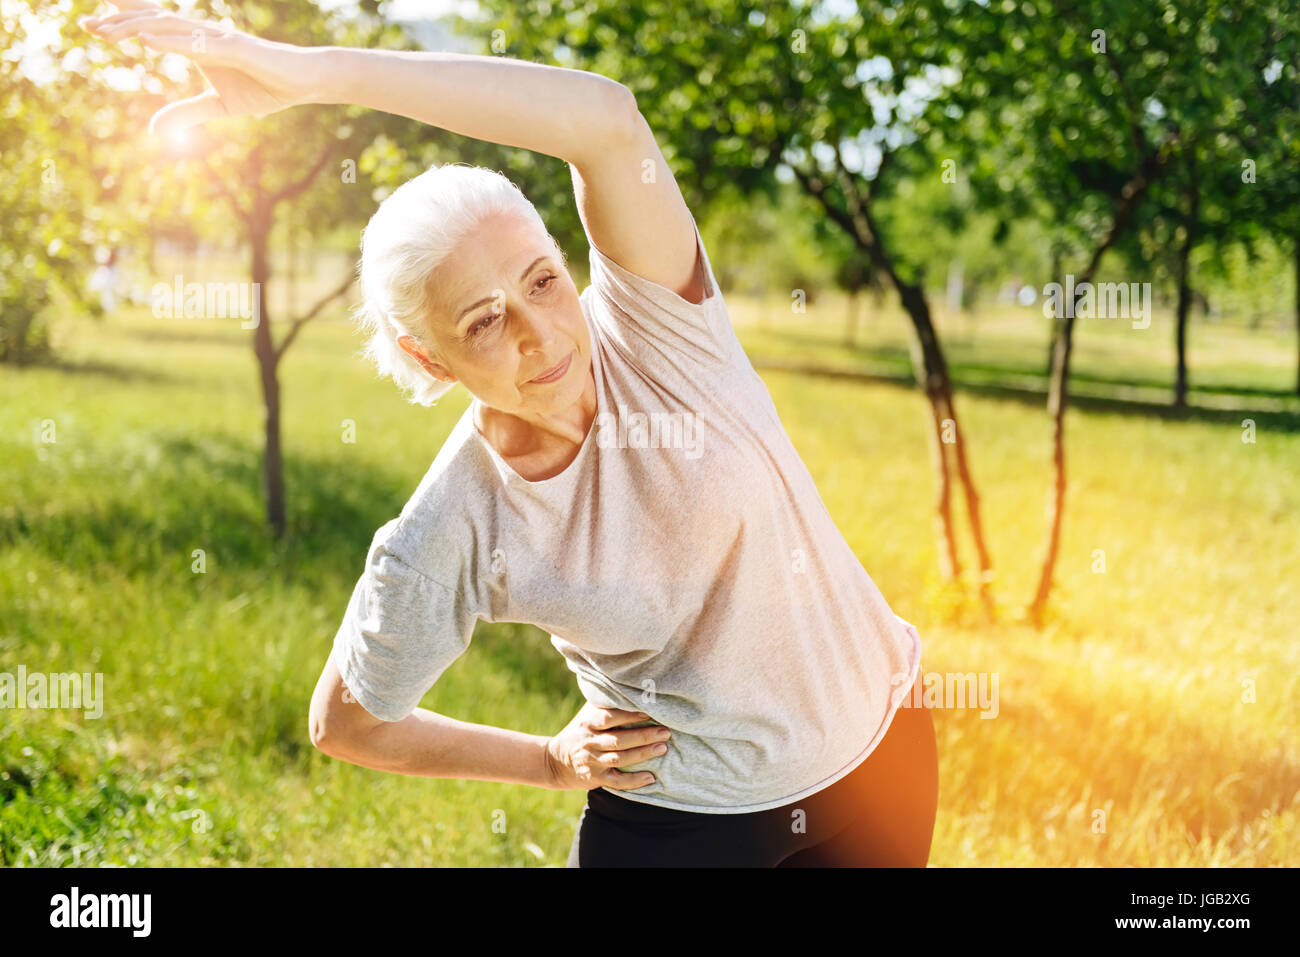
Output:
[1, 282, 1297, 866]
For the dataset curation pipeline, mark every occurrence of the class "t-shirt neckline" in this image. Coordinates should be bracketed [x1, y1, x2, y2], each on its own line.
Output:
[468, 307, 603, 490]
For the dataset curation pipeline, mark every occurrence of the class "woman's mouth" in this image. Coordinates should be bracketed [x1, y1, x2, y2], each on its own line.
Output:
[528, 351, 573, 384]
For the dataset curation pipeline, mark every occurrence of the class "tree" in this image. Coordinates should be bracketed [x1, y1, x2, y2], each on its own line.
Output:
[1228, 0, 1300, 393]
[1, 0, 157, 362]
[951, 0, 1280, 624]
[1117, 133, 1235, 410]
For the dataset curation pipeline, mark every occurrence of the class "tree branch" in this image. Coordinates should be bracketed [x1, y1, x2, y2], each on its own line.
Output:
[790, 150, 903, 293]
[269, 145, 336, 207]
[789, 160, 863, 248]
[198, 154, 250, 220]
[1081, 133, 1177, 282]
[274, 268, 356, 365]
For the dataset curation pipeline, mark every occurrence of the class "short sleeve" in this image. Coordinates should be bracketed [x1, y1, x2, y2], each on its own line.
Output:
[585, 210, 741, 368]
[331, 532, 477, 723]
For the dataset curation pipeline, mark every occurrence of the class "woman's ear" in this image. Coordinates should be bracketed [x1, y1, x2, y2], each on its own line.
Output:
[397, 334, 455, 383]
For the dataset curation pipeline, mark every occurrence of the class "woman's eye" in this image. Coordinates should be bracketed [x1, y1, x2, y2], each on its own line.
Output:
[470, 277, 554, 338]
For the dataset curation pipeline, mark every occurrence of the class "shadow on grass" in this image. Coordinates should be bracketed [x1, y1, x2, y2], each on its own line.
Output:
[763, 330, 1300, 402]
[124, 328, 252, 348]
[751, 340, 1300, 434]
[6, 354, 188, 386]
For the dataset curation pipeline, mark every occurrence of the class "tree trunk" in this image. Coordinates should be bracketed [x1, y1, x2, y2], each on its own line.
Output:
[1029, 307, 1073, 625]
[915, 335, 960, 585]
[941, 387, 995, 611]
[250, 198, 286, 538]
[3, 309, 33, 364]
[288, 211, 298, 319]
[1174, 250, 1191, 409]
[1045, 244, 1064, 380]
[1028, 151, 1167, 625]
[790, 159, 995, 619]
[898, 280, 996, 619]
[1174, 183, 1199, 409]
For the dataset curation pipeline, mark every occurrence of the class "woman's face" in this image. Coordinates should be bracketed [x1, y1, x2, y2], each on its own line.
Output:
[399, 212, 590, 420]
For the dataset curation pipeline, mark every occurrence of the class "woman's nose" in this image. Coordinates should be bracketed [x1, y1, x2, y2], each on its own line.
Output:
[510, 304, 557, 352]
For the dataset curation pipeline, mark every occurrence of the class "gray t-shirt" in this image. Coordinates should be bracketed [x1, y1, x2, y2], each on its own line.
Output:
[331, 214, 923, 814]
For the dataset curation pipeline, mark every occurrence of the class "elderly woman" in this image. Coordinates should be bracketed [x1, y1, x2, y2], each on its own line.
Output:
[85, 1, 937, 867]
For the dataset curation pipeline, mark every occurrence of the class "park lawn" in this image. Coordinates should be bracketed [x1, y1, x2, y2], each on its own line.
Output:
[0, 294, 1296, 866]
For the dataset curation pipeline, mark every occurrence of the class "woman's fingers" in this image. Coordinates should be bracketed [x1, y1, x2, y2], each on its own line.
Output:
[87, 13, 192, 39]
[570, 704, 665, 788]
[602, 768, 656, 789]
[132, 31, 196, 56]
[84, 15, 250, 77]
[85, 8, 234, 45]
[597, 741, 668, 767]
[81, 0, 165, 21]
[84, 7, 169, 27]
[594, 725, 670, 751]
[148, 88, 228, 137]
[585, 707, 652, 730]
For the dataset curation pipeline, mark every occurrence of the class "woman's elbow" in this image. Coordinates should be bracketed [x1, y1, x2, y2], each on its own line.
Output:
[597, 78, 641, 139]
[308, 655, 383, 754]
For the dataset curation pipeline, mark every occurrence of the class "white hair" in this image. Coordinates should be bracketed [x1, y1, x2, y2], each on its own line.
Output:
[351, 162, 564, 406]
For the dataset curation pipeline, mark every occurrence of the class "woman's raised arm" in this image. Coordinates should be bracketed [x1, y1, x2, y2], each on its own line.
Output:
[81, 1, 635, 169]
[82, 0, 703, 305]
[309, 48, 634, 169]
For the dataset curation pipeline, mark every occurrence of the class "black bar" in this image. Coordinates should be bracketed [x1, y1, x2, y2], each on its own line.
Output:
[0, 866, 1285, 943]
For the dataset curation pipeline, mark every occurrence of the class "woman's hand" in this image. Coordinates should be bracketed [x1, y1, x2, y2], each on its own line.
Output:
[79, 0, 323, 136]
[544, 704, 671, 791]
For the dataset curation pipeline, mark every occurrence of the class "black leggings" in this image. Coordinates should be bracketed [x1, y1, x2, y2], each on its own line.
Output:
[566, 698, 938, 867]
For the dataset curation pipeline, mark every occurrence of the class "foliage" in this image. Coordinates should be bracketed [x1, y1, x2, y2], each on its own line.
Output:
[0, 0, 157, 362]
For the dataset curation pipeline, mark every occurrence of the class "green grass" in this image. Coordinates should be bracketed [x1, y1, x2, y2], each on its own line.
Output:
[1, 289, 1296, 866]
